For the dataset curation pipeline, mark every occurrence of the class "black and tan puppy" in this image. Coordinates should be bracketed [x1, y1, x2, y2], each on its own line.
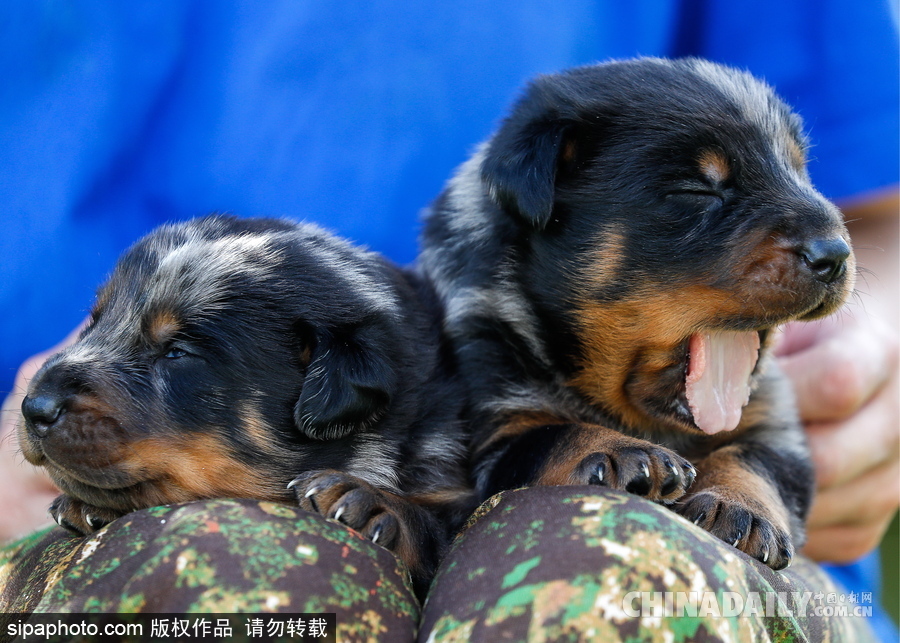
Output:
[419, 58, 855, 569]
[19, 215, 468, 594]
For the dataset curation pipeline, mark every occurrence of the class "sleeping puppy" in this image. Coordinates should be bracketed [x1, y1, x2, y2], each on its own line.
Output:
[19, 215, 468, 594]
[418, 58, 855, 570]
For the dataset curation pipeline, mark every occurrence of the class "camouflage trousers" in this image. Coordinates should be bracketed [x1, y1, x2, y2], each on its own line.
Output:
[0, 487, 876, 642]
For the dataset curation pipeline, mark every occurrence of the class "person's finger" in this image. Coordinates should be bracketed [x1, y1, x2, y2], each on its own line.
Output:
[804, 372, 900, 490]
[803, 458, 899, 562]
[778, 315, 897, 422]
[807, 456, 900, 529]
[803, 517, 897, 564]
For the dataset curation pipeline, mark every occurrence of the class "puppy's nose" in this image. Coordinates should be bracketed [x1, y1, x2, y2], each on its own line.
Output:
[800, 238, 850, 284]
[22, 394, 65, 436]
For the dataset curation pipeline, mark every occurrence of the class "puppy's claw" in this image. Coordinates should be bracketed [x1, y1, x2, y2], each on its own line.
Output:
[333, 505, 346, 522]
[780, 549, 793, 569]
[684, 463, 697, 487]
[304, 486, 319, 499]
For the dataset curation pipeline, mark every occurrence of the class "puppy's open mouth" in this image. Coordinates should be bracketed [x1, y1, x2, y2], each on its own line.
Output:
[682, 330, 764, 435]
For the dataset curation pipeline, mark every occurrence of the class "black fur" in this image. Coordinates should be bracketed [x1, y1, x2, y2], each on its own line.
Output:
[481, 425, 576, 497]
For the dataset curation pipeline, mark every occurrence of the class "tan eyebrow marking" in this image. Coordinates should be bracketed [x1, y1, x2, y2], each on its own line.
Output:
[698, 150, 731, 184]
[147, 309, 181, 345]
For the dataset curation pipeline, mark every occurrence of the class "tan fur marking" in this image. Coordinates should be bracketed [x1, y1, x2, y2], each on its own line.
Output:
[583, 229, 626, 288]
[785, 137, 806, 171]
[239, 400, 280, 454]
[374, 487, 423, 577]
[410, 487, 476, 508]
[123, 434, 277, 504]
[148, 310, 181, 344]
[840, 187, 899, 218]
[698, 150, 730, 184]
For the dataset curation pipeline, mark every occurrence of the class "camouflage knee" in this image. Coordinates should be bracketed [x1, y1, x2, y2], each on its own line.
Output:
[420, 486, 875, 642]
[0, 499, 419, 642]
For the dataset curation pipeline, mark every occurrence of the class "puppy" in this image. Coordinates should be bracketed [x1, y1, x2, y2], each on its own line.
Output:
[418, 58, 855, 569]
[19, 215, 468, 594]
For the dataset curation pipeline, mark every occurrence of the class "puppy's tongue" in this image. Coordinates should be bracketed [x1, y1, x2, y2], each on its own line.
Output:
[686, 331, 760, 435]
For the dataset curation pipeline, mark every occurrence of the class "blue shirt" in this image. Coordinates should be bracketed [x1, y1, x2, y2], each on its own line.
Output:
[1, 1, 897, 638]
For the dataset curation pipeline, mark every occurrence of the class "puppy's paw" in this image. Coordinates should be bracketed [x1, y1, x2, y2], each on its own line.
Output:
[49, 495, 123, 536]
[677, 488, 794, 570]
[289, 470, 409, 551]
[568, 445, 696, 503]
[289, 470, 441, 598]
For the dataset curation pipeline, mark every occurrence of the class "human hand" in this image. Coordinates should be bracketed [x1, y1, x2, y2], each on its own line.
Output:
[0, 328, 85, 543]
[776, 311, 900, 563]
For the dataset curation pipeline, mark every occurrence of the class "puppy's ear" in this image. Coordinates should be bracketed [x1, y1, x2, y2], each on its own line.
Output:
[481, 115, 573, 230]
[294, 325, 397, 441]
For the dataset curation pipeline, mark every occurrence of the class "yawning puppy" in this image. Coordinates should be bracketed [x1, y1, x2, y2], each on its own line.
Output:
[418, 58, 855, 569]
[19, 215, 468, 594]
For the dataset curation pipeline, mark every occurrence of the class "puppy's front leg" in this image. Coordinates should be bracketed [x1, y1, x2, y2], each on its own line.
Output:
[478, 418, 696, 503]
